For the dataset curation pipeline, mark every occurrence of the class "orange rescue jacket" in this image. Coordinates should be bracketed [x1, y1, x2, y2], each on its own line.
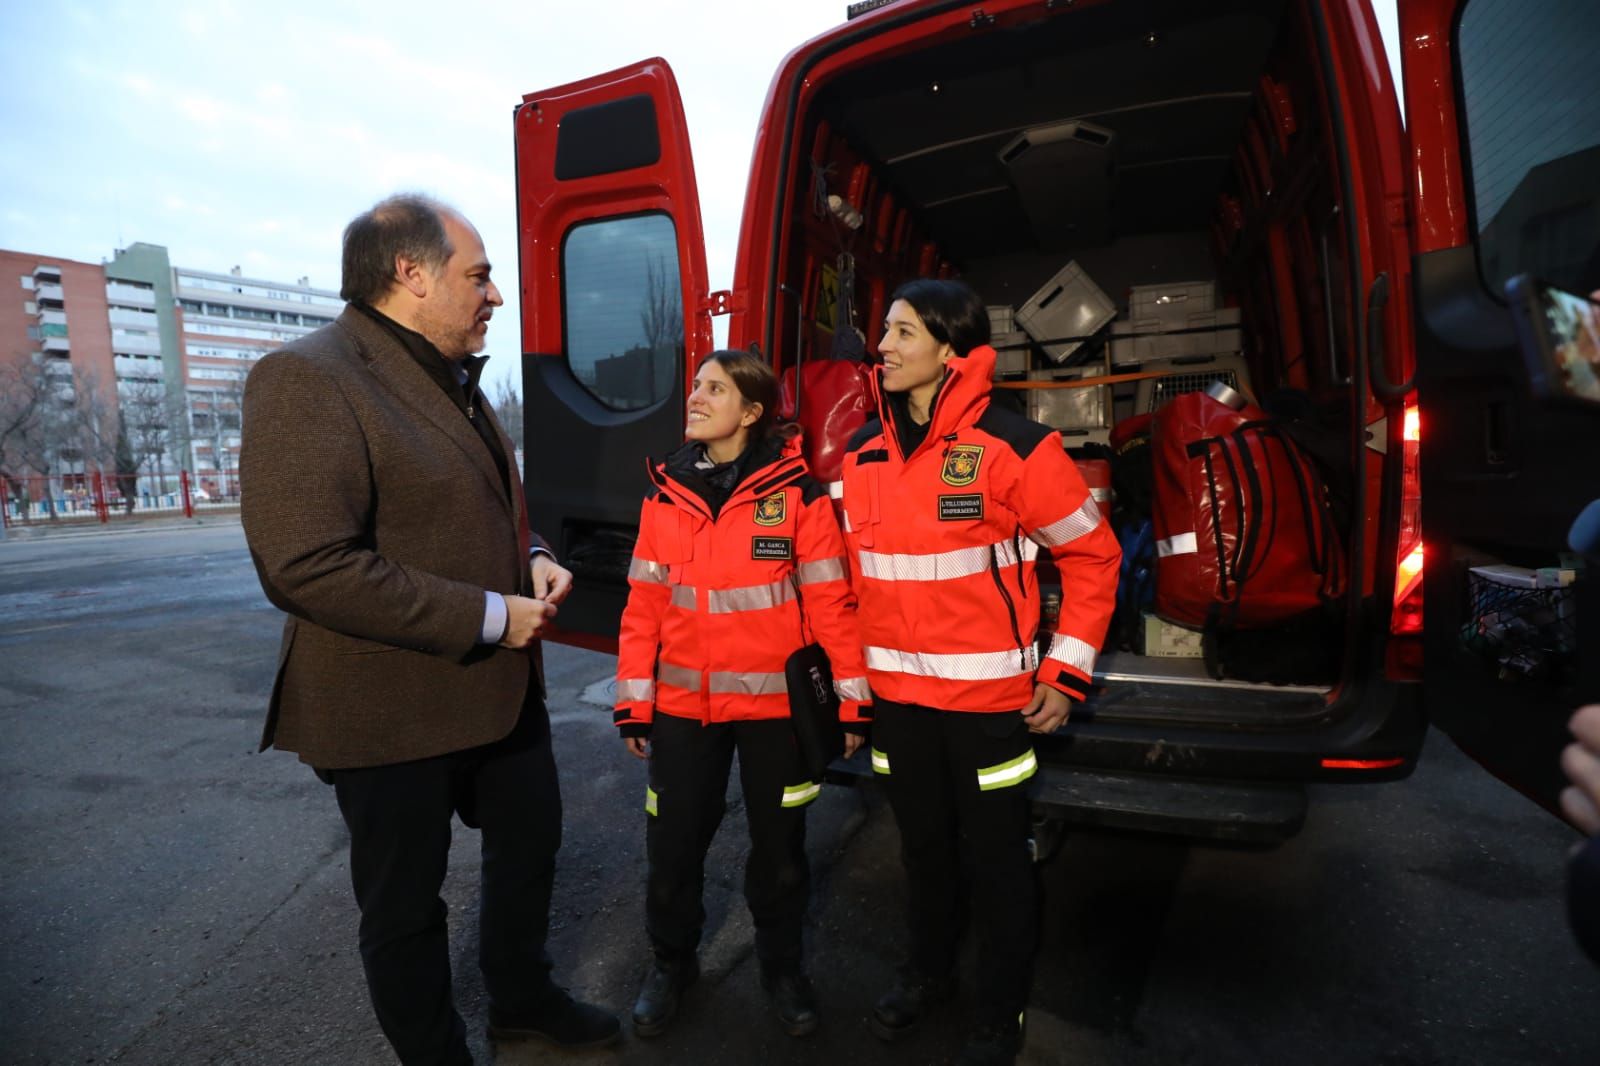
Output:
[615, 433, 870, 730]
[839, 345, 1121, 712]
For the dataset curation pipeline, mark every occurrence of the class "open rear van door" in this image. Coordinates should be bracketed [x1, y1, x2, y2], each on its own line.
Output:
[514, 59, 713, 647]
[1399, 0, 1600, 810]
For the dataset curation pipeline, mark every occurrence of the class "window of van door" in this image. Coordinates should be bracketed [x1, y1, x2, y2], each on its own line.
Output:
[561, 212, 684, 412]
[1456, 0, 1600, 296]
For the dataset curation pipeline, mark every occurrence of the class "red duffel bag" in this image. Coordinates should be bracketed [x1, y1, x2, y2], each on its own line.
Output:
[781, 359, 874, 485]
[1151, 382, 1343, 629]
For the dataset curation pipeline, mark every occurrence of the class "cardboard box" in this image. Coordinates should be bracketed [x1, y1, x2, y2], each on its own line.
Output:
[1143, 613, 1206, 658]
[1016, 261, 1116, 364]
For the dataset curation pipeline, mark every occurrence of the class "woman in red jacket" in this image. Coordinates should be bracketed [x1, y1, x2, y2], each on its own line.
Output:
[614, 349, 869, 1040]
[840, 280, 1120, 1066]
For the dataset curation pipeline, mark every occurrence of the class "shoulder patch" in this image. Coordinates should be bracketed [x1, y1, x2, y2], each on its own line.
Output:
[975, 407, 1057, 459]
[795, 475, 832, 506]
[845, 417, 885, 453]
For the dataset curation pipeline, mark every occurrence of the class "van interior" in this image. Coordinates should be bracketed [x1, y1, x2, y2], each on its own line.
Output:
[771, 0, 1396, 726]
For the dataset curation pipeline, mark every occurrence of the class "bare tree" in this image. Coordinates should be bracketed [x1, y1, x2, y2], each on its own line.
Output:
[0, 352, 47, 480]
[639, 256, 684, 402]
[492, 380, 524, 453]
[200, 368, 249, 498]
[121, 375, 177, 494]
[67, 365, 119, 476]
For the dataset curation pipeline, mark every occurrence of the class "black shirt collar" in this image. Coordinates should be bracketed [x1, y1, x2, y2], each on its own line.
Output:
[354, 302, 488, 410]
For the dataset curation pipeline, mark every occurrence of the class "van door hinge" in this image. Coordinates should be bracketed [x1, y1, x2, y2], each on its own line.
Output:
[970, 9, 997, 28]
[704, 290, 740, 316]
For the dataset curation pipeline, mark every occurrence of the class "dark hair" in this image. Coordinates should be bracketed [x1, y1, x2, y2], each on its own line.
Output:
[696, 348, 794, 442]
[340, 193, 455, 304]
[888, 278, 990, 357]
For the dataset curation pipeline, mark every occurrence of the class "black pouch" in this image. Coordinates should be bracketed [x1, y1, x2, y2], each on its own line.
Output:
[785, 641, 843, 780]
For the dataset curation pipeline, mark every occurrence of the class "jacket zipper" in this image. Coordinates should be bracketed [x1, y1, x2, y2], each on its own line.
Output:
[989, 544, 1028, 671]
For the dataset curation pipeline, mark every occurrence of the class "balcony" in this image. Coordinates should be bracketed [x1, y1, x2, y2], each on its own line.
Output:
[109, 307, 159, 327]
[38, 309, 67, 327]
[35, 283, 63, 302]
[112, 333, 163, 356]
[106, 282, 157, 308]
[33, 266, 62, 284]
[42, 335, 71, 354]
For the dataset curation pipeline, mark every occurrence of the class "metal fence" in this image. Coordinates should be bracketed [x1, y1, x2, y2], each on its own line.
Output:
[1, 470, 237, 528]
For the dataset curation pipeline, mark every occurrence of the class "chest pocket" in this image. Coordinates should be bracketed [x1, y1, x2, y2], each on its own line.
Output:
[842, 460, 883, 549]
[653, 509, 700, 580]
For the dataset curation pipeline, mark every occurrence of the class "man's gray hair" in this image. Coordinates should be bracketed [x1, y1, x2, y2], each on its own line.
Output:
[340, 193, 456, 305]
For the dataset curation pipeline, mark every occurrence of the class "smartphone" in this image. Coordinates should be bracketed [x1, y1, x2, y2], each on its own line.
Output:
[1505, 274, 1600, 407]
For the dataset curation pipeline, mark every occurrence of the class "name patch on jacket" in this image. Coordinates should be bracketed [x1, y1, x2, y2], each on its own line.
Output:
[938, 494, 984, 521]
[754, 490, 786, 526]
[751, 536, 794, 560]
[941, 444, 984, 486]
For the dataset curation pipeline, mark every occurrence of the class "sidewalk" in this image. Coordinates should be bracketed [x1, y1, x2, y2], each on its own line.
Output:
[0, 509, 241, 542]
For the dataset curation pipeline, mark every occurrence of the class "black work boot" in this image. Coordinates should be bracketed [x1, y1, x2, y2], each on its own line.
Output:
[631, 955, 699, 1038]
[761, 970, 819, 1037]
[869, 967, 956, 1041]
[486, 986, 621, 1049]
[958, 1012, 1025, 1066]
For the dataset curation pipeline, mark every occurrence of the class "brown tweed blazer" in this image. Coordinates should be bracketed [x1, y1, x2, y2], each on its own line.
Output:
[240, 306, 537, 769]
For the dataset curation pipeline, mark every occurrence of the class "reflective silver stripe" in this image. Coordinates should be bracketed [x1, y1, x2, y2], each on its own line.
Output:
[1157, 532, 1198, 557]
[834, 675, 871, 702]
[1090, 487, 1113, 505]
[841, 508, 854, 534]
[866, 645, 1039, 681]
[670, 584, 697, 610]
[709, 670, 788, 696]
[1043, 633, 1097, 677]
[629, 556, 669, 584]
[871, 748, 891, 774]
[781, 782, 822, 807]
[706, 579, 793, 614]
[858, 536, 1036, 583]
[1029, 497, 1102, 548]
[828, 480, 844, 499]
[616, 678, 655, 703]
[645, 786, 659, 816]
[977, 750, 1038, 791]
[796, 556, 847, 584]
[658, 663, 700, 691]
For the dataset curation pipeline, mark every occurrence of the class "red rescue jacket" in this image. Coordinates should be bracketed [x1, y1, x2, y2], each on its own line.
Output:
[839, 345, 1121, 712]
[615, 433, 870, 730]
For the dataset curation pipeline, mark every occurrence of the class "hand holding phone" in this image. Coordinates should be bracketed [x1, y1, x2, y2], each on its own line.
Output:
[1505, 274, 1600, 407]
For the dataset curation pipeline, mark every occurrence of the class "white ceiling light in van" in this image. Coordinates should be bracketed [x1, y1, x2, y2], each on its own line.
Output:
[998, 120, 1116, 249]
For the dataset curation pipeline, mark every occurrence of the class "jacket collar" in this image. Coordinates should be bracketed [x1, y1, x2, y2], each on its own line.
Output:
[334, 305, 516, 522]
[650, 432, 807, 523]
[872, 344, 997, 462]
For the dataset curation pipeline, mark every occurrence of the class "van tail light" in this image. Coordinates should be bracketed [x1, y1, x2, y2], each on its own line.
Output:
[1385, 404, 1423, 679]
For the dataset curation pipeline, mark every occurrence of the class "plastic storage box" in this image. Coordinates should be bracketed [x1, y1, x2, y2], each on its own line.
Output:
[1143, 613, 1205, 657]
[1026, 366, 1109, 432]
[1109, 307, 1242, 367]
[1015, 261, 1116, 364]
[1128, 280, 1216, 333]
[991, 330, 1031, 377]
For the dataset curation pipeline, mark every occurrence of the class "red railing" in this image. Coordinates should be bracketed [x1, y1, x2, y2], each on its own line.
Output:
[0, 470, 238, 528]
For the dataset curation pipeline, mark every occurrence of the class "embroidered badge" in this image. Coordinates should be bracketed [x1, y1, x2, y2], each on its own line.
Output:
[938, 494, 984, 521]
[752, 536, 793, 560]
[940, 444, 984, 486]
[754, 490, 787, 526]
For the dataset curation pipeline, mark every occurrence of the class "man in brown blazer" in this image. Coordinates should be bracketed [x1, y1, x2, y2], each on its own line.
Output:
[240, 193, 620, 1065]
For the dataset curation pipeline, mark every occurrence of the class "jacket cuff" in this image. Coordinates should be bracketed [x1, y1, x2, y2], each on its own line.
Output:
[1039, 667, 1090, 703]
[617, 722, 651, 739]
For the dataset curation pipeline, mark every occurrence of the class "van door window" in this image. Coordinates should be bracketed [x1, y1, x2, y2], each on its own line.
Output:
[1457, 0, 1600, 295]
[561, 212, 684, 411]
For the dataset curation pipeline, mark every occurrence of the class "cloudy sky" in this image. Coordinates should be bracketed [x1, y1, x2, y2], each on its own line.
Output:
[0, 0, 1401, 395]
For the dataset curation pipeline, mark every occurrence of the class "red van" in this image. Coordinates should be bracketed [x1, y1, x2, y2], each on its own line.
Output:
[513, 0, 1598, 842]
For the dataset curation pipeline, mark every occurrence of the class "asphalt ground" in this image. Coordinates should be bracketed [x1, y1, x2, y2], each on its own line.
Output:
[1, 520, 1596, 1065]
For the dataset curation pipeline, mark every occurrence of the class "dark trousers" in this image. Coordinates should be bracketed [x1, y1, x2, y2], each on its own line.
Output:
[323, 703, 561, 1066]
[645, 712, 814, 976]
[871, 698, 1038, 1027]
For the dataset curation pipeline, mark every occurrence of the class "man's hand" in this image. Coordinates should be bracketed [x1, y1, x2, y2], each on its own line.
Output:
[843, 732, 865, 759]
[624, 736, 650, 760]
[499, 594, 556, 649]
[1561, 704, 1600, 836]
[531, 554, 573, 607]
[1020, 682, 1073, 734]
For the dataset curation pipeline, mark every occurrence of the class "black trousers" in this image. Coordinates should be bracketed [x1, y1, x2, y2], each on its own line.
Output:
[323, 702, 561, 1066]
[871, 698, 1038, 1028]
[644, 712, 815, 976]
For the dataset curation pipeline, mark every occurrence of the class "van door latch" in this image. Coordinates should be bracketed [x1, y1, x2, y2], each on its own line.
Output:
[704, 290, 741, 316]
